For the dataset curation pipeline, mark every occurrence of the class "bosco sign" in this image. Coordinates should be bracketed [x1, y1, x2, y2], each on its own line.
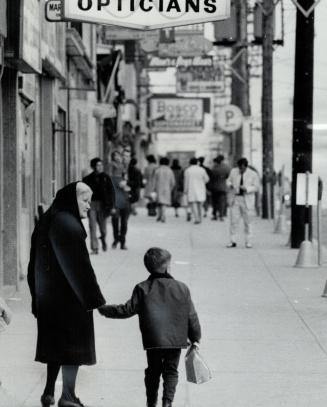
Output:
[63, 0, 231, 30]
[150, 98, 204, 133]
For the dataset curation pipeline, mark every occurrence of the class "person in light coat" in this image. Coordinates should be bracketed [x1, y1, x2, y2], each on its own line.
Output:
[184, 157, 209, 224]
[153, 157, 175, 223]
[226, 158, 260, 248]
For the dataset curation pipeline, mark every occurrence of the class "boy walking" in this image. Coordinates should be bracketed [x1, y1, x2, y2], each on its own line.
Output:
[99, 248, 201, 407]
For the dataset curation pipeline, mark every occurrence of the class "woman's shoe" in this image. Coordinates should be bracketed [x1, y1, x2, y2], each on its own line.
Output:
[58, 397, 84, 407]
[41, 394, 55, 406]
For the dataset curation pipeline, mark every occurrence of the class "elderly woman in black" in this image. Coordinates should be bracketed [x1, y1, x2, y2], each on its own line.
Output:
[27, 182, 106, 407]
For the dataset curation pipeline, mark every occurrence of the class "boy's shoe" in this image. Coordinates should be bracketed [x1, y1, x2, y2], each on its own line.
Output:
[41, 394, 55, 406]
[245, 242, 253, 249]
[226, 242, 237, 248]
[120, 243, 128, 250]
[111, 240, 118, 249]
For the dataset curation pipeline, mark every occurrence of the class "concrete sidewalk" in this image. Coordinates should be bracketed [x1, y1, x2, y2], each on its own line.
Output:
[1, 210, 327, 407]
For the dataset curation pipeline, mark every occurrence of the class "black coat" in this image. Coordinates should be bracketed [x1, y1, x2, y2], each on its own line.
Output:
[100, 273, 201, 350]
[27, 183, 106, 365]
[82, 171, 115, 213]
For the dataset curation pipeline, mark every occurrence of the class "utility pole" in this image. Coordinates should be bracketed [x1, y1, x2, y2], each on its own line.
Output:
[291, 0, 315, 248]
[261, 0, 275, 219]
[231, 0, 250, 163]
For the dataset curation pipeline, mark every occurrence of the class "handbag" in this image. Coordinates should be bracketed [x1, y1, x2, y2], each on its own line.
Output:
[185, 346, 212, 384]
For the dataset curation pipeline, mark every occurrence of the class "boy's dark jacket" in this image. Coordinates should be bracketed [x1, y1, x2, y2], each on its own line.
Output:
[100, 273, 201, 350]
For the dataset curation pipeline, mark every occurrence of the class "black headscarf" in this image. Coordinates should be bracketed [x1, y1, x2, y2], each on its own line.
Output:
[44, 182, 87, 237]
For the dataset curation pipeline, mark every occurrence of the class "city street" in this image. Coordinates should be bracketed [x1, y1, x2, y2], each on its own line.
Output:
[1, 210, 327, 407]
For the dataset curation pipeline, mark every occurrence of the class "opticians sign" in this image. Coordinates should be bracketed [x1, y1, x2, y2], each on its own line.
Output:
[150, 97, 203, 133]
[62, 0, 230, 30]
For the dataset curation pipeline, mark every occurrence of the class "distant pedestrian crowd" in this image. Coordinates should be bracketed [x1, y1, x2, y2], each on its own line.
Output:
[80, 152, 261, 251]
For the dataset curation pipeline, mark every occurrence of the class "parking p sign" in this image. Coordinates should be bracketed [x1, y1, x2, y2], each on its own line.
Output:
[217, 104, 244, 133]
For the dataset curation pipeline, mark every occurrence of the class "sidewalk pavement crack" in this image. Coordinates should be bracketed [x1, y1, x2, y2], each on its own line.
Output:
[255, 248, 327, 359]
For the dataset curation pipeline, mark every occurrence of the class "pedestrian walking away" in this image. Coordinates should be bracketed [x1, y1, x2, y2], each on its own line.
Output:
[198, 157, 212, 218]
[143, 155, 158, 217]
[184, 158, 209, 224]
[226, 158, 260, 248]
[110, 149, 133, 250]
[153, 157, 175, 223]
[83, 158, 115, 254]
[99, 247, 201, 407]
[210, 155, 230, 221]
[171, 159, 184, 218]
[128, 157, 143, 215]
[27, 182, 106, 407]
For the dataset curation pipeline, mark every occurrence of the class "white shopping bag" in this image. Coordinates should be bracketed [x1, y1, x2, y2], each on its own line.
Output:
[185, 346, 212, 384]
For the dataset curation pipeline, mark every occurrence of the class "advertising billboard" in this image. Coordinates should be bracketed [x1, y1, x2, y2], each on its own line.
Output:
[150, 97, 204, 132]
[176, 57, 224, 93]
[63, 0, 230, 30]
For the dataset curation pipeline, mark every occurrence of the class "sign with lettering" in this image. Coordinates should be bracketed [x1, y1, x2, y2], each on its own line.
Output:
[150, 97, 203, 132]
[46, 0, 63, 22]
[217, 104, 243, 133]
[159, 31, 213, 57]
[176, 57, 224, 93]
[63, 0, 230, 30]
[145, 55, 214, 69]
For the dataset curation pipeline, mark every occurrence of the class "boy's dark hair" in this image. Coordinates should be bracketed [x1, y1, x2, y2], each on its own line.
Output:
[144, 248, 172, 274]
[190, 157, 198, 165]
[90, 157, 102, 169]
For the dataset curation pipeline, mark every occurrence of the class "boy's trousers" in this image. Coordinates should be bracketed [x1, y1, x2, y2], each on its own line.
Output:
[145, 349, 182, 403]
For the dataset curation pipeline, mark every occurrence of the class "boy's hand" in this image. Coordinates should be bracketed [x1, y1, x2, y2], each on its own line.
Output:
[191, 342, 200, 350]
[98, 305, 108, 316]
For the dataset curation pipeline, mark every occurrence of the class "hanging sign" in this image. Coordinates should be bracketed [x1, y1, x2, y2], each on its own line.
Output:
[217, 104, 243, 133]
[159, 32, 213, 57]
[176, 57, 224, 93]
[46, 0, 63, 21]
[150, 97, 204, 132]
[63, 0, 231, 30]
[290, 0, 322, 18]
[145, 55, 214, 68]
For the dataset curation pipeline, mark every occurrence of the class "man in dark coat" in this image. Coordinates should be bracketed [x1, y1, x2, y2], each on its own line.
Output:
[27, 182, 106, 407]
[83, 158, 115, 254]
[99, 247, 201, 407]
[210, 155, 231, 221]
